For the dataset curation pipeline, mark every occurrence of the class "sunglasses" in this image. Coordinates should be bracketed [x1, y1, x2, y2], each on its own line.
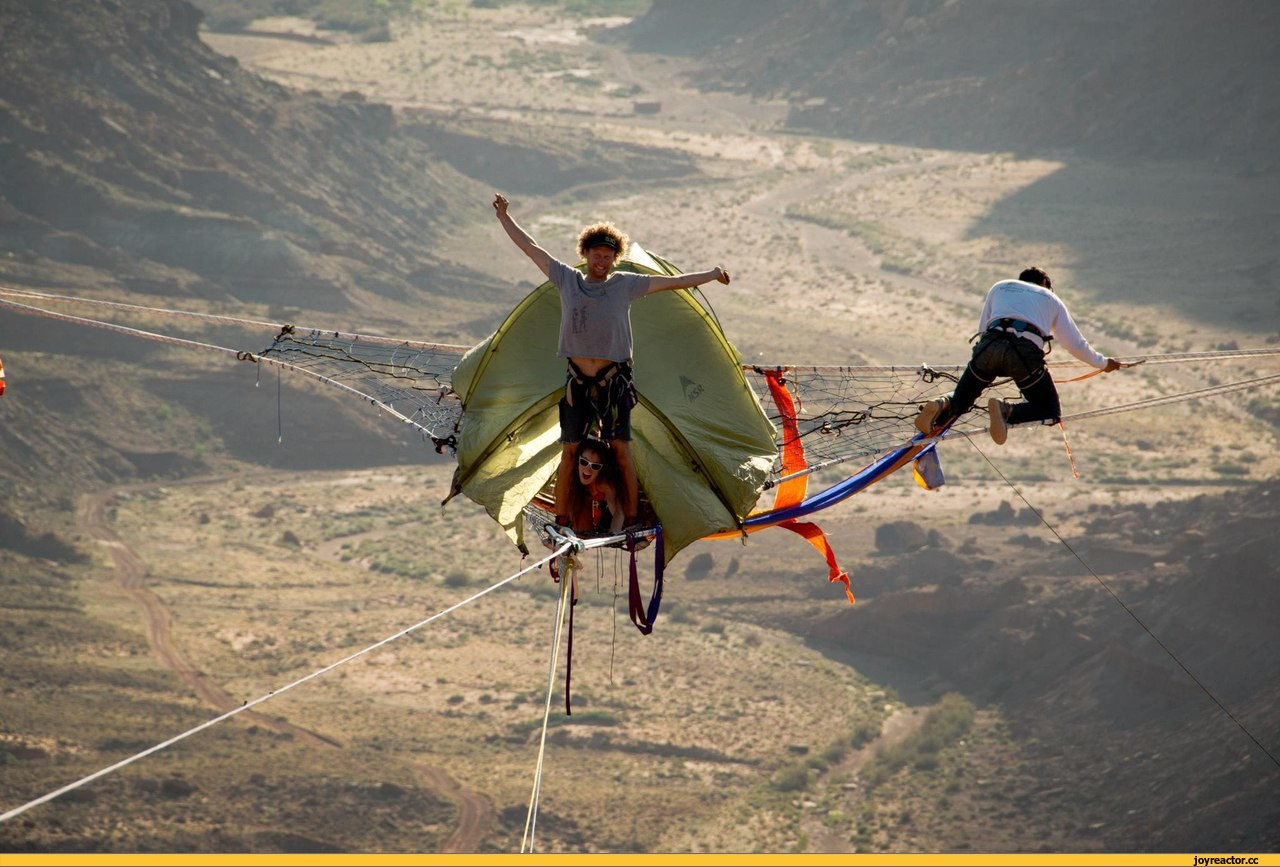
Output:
[578, 457, 603, 471]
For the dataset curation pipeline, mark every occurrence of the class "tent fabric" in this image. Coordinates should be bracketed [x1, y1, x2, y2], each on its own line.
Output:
[447, 244, 778, 564]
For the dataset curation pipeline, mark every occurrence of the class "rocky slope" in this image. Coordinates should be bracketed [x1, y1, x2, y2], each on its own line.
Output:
[788, 482, 1280, 850]
[0, 0, 489, 310]
[624, 0, 1280, 171]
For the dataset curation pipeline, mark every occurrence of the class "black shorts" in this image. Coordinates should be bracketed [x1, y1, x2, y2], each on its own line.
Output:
[559, 361, 635, 443]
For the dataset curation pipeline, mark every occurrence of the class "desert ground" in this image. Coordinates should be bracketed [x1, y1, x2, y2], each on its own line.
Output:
[3, 2, 1278, 856]
[201, 4, 1280, 496]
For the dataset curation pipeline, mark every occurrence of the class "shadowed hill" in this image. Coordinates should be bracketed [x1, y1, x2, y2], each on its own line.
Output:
[0, 0, 490, 310]
[789, 483, 1280, 851]
[0, 0, 489, 503]
[624, 0, 1280, 171]
[0, 0, 705, 506]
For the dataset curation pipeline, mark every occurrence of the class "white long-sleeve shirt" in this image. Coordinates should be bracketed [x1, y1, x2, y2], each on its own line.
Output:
[979, 279, 1109, 369]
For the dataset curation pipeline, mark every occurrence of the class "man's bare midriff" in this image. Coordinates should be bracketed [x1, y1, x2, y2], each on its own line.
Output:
[570, 356, 615, 377]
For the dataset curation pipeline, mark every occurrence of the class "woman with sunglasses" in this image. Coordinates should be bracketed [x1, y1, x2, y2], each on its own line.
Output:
[564, 437, 625, 536]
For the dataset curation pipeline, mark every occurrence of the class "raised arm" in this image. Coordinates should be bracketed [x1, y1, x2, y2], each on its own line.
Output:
[493, 194, 552, 278]
[645, 267, 731, 295]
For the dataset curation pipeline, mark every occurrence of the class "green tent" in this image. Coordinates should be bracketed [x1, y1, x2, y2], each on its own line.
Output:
[446, 243, 777, 563]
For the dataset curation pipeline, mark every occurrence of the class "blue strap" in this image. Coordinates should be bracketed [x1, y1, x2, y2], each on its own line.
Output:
[745, 423, 957, 528]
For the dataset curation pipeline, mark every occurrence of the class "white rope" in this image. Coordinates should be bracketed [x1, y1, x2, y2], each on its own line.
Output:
[517, 527, 663, 852]
[7, 285, 1276, 372]
[747, 347, 1280, 378]
[0, 286, 470, 352]
[1061, 372, 1280, 422]
[0, 296, 441, 437]
[0, 543, 571, 824]
[1053, 347, 1280, 368]
[0, 295, 258, 359]
[521, 549, 576, 854]
[764, 369, 1280, 487]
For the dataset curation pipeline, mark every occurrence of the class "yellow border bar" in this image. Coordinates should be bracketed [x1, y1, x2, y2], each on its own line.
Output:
[4, 855, 1278, 867]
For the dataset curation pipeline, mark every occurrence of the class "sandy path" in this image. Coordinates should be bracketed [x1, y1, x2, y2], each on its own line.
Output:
[78, 484, 337, 749]
[415, 762, 495, 854]
[78, 480, 494, 852]
[805, 706, 926, 853]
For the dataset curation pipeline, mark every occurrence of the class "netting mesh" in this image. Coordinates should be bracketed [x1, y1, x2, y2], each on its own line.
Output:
[3, 288, 1277, 502]
[744, 363, 970, 480]
[257, 326, 985, 487]
[255, 326, 469, 452]
[258, 325, 1167, 490]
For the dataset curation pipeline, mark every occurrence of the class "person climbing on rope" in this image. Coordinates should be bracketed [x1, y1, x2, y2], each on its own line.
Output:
[914, 266, 1123, 444]
[492, 193, 732, 530]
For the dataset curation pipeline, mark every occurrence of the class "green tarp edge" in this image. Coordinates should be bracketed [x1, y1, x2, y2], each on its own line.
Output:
[448, 244, 777, 564]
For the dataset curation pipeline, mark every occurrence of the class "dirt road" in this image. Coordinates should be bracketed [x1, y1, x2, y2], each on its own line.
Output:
[78, 485, 337, 747]
[78, 481, 494, 852]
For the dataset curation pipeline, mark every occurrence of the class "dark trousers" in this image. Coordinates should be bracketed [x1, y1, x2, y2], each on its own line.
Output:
[949, 331, 1060, 426]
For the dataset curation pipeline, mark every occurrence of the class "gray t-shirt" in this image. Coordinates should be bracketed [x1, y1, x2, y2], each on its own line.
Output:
[549, 258, 652, 362]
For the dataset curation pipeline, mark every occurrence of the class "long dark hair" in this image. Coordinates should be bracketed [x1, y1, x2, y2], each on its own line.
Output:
[562, 437, 621, 529]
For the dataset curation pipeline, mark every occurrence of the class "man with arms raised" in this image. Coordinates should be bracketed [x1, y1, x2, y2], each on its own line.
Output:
[492, 193, 731, 530]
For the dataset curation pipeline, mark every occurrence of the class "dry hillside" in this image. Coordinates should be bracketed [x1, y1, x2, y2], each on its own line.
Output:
[1, 0, 1278, 856]
[628, 0, 1280, 171]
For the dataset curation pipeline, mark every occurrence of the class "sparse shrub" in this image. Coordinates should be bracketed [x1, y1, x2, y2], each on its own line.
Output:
[913, 754, 939, 771]
[862, 693, 973, 787]
[684, 551, 714, 580]
[527, 579, 563, 600]
[875, 520, 927, 552]
[850, 717, 881, 748]
[444, 569, 469, 587]
[771, 762, 811, 792]
[665, 601, 692, 624]
[820, 740, 848, 765]
[160, 777, 195, 799]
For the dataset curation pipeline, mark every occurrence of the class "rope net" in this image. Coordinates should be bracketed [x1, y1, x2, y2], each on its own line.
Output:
[746, 363, 963, 482]
[4, 286, 1278, 496]
[253, 326, 468, 452]
[745, 348, 1280, 486]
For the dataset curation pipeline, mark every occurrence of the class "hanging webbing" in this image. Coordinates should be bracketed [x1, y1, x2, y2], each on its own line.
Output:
[776, 519, 853, 603]
[626, 528, 666, 634]
[565, 572, 578, 717]
[1058, 420, 1080, 479]
[762, 369, 808, 510]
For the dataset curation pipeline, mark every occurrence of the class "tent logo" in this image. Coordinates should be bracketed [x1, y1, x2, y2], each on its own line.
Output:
[680, 375, 704, 403]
